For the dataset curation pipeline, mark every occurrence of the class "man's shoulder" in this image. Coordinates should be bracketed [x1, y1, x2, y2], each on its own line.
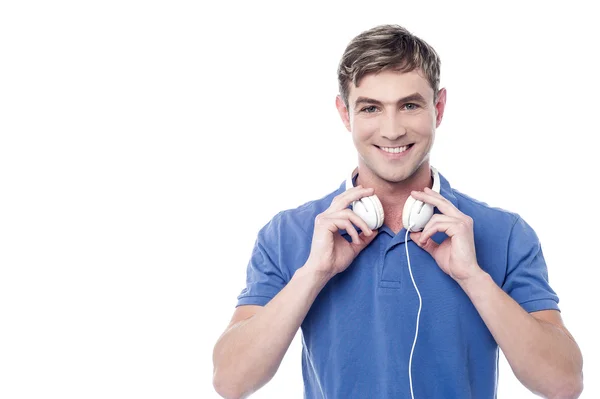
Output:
[439, 171, 519, 229]
[451, 187, 520, 230]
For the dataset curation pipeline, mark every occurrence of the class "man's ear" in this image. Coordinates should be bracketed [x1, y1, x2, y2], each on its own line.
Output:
[434, 88, 447, 128]
[335, 95, 352, 132]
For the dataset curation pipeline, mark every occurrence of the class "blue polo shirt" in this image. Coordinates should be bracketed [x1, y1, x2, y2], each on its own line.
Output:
[237, 172, 559, 398]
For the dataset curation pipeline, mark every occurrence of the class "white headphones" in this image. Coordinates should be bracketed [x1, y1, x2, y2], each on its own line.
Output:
[345, 166, 440, 232]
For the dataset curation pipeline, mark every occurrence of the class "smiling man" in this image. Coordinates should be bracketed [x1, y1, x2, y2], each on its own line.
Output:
[212, 24, 583, 399]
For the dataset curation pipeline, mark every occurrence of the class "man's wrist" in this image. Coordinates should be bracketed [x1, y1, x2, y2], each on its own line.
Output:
[294, 262, 333, 289]
[457, 268, 492, 296]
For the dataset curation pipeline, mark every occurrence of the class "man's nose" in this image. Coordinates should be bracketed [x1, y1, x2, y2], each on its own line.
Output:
[380, 113, 407, 141]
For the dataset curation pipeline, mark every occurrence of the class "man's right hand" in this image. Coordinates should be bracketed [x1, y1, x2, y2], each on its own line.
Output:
[213, 185, 381, 399]
[305, 185, 379, 279]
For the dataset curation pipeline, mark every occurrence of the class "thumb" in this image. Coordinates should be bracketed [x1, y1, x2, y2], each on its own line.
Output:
[354, 229, 379, 251]
[411, 232, 438, 255]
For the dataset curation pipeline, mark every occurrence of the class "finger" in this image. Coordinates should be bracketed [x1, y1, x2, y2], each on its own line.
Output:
[410, 189, 462, 218]
[328, 209, 374, 236]
[420, 213, 454, 236]
[419, 220, 455, 244]
[411, 231, 440, 255]
[353, 229, 379, 251]
[426, 213, 454, 224]
[328, 218, 362, 244]
[329, 186, 375, 212]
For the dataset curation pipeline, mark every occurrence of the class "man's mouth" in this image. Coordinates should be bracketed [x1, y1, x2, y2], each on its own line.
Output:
[376, 144, 414, 154]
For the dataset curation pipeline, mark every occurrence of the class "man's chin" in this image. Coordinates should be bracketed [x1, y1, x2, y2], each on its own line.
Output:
[372, 168, 412, 184]
[379, 163, 426, 183]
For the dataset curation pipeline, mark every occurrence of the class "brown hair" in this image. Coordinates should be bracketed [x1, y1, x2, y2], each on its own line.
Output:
[337, 24, 441, 108]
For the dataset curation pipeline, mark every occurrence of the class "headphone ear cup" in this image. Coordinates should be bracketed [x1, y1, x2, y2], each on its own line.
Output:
[410, 204, 434, 232]
[367, 194, 384, 229]
[402, 195, 418, 231]
[402, 168, 441, 232]
[403, 196, 434, 232]
[352, 195, 384, 230]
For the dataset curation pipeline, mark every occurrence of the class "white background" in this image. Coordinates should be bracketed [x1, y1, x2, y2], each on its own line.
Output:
[1, 1, 597, 398]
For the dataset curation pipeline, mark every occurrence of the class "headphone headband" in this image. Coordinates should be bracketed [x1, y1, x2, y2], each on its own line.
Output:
[345, 167, 359, 191]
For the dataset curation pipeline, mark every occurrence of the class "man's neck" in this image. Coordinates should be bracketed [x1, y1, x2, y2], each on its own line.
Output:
[355, 163, 433, 232]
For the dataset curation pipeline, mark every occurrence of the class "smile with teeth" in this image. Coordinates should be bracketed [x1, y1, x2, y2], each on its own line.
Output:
[378, 144, 413, 153]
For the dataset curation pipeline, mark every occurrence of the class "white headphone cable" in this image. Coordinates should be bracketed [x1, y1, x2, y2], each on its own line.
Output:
[405, 224, 422, 399]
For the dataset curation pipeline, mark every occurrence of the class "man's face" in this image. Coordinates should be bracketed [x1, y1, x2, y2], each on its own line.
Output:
[336, 69, 446, 183]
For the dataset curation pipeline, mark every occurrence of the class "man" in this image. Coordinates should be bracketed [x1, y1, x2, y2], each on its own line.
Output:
[212, 24, 583, 398]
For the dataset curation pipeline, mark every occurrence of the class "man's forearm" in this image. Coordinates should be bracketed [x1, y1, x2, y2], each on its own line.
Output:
[212, 264, 330, 399]
[459, 270, 583, 398]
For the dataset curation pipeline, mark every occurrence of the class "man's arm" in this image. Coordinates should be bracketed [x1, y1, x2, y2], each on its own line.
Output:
[212, 264, 329, 399]
[408, 188, 584, 399]
[460, 271, 583, 399]
[212, 185, 378, 399]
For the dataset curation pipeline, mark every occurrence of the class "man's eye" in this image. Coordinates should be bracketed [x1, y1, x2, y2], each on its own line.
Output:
[361, 106, 378, 113]
[404, 103, 419, 110]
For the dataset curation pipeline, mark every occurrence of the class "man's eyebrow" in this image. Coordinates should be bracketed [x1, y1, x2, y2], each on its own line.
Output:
[354, 93, 428, 108]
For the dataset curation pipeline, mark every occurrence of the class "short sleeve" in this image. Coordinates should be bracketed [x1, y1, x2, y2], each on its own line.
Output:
[502, 216, 560, 313]
[236, 214, 288, 307]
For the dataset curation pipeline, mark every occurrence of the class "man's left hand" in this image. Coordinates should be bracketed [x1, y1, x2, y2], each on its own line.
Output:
[409, 187, 482, 282]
